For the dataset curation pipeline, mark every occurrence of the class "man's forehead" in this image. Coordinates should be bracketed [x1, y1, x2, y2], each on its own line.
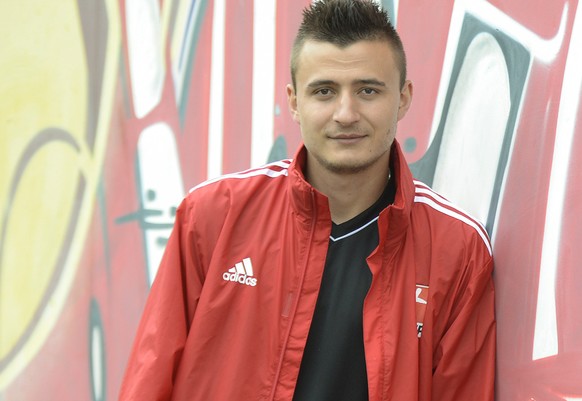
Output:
[297, 39, 396, 67]
[295, 40, 398, 81]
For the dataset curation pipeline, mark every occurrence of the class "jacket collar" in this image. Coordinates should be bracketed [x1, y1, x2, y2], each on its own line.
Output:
[287, 140, 415, 238]
[288, 145, 332, 226]
[376, 140, 415, 261]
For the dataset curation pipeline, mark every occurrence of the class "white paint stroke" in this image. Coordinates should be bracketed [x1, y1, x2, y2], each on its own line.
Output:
[208, 0, 226, 179]
[533, 1, 582, 361]
[251, 0, 277, 167]
[429, 0, 568, 146]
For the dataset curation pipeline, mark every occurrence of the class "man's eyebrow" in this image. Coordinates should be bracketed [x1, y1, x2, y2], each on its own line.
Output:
[307, 79, 337, 88]
[306, 78, 387, 88]
[356, 78, 386, 87]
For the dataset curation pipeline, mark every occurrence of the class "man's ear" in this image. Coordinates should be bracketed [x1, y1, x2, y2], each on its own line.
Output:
[286, 84, 300, 124]
[397, 80, 413, 121]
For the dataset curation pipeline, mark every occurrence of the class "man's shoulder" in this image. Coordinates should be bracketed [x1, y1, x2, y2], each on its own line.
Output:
[184, 159, 293, 204]
[192, 159, 291, 191]
[410, 179, 492, 256]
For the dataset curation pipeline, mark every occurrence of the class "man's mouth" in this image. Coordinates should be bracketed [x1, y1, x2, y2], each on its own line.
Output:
[330, 133, 367, 142]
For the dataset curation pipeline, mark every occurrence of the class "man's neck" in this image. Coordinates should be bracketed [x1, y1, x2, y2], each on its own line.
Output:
[306, 158, 391, 225]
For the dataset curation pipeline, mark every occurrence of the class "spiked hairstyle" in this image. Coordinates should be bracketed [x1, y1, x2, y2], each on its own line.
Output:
[291, 0, 407, 90]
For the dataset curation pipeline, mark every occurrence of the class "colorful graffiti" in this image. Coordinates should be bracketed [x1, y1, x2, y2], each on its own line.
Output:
[0, 0, 580, 400]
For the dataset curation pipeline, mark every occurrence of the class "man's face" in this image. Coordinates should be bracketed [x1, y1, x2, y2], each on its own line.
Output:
[287, 39, 412, 176]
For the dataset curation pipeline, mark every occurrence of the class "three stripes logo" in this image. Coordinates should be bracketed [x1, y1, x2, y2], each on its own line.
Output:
[222, 257, 257, 287]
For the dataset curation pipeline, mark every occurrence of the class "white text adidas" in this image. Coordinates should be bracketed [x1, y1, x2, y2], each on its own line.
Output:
[222, 257, 257, 287]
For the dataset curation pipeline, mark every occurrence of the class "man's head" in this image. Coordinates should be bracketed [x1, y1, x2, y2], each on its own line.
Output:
[290, 0, 407, 91]
[286, 0, 413, 180]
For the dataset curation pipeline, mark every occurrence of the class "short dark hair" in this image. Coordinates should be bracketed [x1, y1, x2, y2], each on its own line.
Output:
[290, 0, 407, 90]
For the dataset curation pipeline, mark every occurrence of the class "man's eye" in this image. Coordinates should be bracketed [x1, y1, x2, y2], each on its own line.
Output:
[315, 88, 332, 96]
[361, 88, 378, 95]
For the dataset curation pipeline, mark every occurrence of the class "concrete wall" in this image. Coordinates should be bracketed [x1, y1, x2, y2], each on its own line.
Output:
[1, 0, 580, 399]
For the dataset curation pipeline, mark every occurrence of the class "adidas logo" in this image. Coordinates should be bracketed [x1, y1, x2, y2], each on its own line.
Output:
[222, 257, 257, 287]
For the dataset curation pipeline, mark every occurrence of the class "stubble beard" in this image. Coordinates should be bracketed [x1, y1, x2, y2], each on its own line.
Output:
[313, 141, 390, 175]
[313, 126, 394, 175]
[312, 147, 388, 175]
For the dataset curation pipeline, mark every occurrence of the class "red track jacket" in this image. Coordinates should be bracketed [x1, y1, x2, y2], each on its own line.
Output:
[119, 141, 495, 401]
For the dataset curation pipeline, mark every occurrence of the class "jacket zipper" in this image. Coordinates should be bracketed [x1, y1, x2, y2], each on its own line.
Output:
[268, 189, 318, 401]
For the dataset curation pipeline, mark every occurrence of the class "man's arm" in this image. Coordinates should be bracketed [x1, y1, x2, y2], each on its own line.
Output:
[432, 257, 496, 401]
[118, 200, 204, 401]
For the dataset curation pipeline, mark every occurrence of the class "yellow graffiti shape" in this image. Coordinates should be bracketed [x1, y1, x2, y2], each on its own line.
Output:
[0, 0, 120, 390]
[1, 136, 83, 357]
[0, 0, 87, 366]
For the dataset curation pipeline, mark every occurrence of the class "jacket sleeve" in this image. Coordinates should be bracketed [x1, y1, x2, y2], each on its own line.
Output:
[431, 254, 496, 401]
[118, 198, 204, 401]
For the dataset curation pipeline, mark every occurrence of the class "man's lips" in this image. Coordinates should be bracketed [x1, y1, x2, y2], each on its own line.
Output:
[329, 133, 367, 141]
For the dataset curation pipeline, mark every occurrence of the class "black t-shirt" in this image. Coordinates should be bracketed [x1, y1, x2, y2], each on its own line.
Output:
[293, 178, 396, 401]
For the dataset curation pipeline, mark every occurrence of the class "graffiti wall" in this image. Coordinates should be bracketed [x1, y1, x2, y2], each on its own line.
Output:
[0, 0, 580, 400]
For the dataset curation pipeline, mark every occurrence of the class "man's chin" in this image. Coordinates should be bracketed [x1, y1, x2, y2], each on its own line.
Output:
[320, 158, 375, 175]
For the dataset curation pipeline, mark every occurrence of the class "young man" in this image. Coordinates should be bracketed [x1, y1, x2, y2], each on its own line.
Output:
[119, 1, 495, 400]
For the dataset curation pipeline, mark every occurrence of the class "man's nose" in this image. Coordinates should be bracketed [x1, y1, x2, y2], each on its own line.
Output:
[333, 93, 360, 125]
